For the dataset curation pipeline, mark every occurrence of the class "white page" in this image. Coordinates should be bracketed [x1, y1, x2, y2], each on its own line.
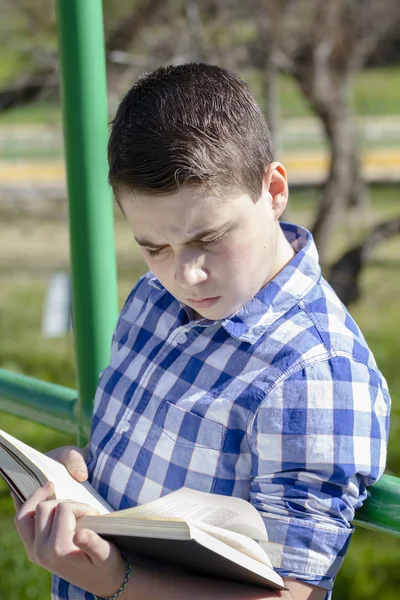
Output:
[115, 487, 268, 540]
[0, 446, 39, 495]
[0, 430, 112, 515]
[189, 524, 284, 589]
[195, 522, 272, 566]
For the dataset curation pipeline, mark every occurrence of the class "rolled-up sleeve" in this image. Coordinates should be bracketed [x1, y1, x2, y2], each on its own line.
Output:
[249, 355, 391, 593]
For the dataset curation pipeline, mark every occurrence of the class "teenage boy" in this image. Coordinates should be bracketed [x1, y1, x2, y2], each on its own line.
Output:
[13, 64, 390, 600]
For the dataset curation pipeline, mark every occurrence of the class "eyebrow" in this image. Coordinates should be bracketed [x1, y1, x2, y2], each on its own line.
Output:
[134, 221, 234, 249]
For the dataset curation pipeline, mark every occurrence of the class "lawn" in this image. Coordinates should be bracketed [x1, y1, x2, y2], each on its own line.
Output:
[0, 186, 400, 599]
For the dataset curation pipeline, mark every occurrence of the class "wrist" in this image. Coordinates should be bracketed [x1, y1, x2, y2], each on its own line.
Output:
[93, 554, 131, 600]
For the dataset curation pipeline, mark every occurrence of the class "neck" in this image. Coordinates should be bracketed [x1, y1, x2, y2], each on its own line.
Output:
[276, 227, 296, 269]
[263, 225, 296, 289]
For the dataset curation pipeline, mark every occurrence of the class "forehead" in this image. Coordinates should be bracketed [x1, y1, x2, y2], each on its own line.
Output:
[120, 186, 249, 241]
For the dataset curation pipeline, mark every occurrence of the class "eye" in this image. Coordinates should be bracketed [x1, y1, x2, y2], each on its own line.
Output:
[201, 232, 228, 248]
[144, 247, 166, 258]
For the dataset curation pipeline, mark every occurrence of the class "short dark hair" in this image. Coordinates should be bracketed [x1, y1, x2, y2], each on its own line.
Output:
[108, 63, 274, 202]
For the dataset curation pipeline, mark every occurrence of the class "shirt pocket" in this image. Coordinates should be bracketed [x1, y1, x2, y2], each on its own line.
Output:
[153, 400, 227, 450]
[119, 401, 229, 501]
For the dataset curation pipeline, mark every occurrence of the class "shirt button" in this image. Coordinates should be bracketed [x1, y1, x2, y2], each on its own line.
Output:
[119, 420, 130, 433]
[176, 332, 188, 344]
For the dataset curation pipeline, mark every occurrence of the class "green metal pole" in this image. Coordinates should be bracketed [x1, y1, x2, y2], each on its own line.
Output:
[0, 369, 78, 434]
[55, 0, 118, 444]
[353, 474, 400, 537]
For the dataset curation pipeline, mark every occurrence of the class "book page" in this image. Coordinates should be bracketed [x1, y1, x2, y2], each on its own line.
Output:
[112, 487, 268, 541]
[188, 524, 284, 589]
[194, 522, 273, 566]
[0, 430, 112, 515]
[0, 446, 41, 496]
[0, 465, 27, 502]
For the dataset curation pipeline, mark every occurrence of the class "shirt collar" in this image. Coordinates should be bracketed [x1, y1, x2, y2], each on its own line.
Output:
[148, 223, 321, 344]
[148, 276, 164, 291]
[222, 223, 321, 343]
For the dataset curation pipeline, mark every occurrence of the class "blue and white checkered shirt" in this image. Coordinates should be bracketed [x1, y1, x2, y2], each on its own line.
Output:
[52, 223, 390, 600]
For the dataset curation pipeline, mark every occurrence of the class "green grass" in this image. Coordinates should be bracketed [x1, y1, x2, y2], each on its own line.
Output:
[354, 67, 400, 116]
[0, 50, 31, 89]
[277, 73, 313, 119]
[0, 148, 63, 160]
[0, 101, 61, 125]
[0, 187, 400, 599]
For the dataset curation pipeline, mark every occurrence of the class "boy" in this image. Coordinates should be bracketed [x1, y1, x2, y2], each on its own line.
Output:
[13, 64, 390, 600]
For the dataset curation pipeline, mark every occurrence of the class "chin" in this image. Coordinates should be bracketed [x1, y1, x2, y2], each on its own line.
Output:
[203, 305, 240, 321]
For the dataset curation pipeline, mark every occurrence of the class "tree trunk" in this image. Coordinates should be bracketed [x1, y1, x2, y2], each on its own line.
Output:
[256, 0, 293, 157]
[294, 71, 356, 269]
[287, 1, 380, 269]
[257, 15, 280, 156]
[264, 45, 280, 157]
[185, 0, 208, 62]
[347, 151, 369, 210]
[328, 217, 400, 305]
[312, 104, 354, 264]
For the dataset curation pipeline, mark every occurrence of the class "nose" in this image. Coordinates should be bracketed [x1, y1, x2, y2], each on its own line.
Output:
[174, 248, 208, 289]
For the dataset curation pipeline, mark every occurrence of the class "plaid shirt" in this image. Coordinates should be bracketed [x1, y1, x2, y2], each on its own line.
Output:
[52, 223, 390, 600]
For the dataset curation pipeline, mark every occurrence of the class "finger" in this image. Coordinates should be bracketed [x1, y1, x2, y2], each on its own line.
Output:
[48, 502, 101, 558]
[17, 482, 55, 519]
[34, 500, 59, 544]
[14, 482, 55, 547]
[47, 447, 88, 482]
[73, 528, 115, 566]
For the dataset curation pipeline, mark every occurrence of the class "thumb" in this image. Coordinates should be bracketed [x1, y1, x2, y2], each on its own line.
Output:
[73, 528, 114, 565]
[47, 446, 88, 482]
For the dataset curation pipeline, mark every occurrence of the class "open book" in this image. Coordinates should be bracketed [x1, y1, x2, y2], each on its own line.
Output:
[0, 428, 285, 591]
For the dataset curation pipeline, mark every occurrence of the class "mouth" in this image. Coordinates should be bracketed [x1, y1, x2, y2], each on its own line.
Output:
[185, 296, 220, 307]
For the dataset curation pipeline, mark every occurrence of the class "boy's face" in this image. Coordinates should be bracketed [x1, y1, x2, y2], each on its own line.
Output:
[120, 163, 289, 320]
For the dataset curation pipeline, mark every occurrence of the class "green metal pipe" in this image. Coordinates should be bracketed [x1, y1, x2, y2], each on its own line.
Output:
[55, 0, 118, 443]
[353, 474, 400, 536]
[0, 369, 78, 434]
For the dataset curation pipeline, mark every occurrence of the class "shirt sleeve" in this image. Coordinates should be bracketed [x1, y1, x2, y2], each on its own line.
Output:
[249, 355, 391, 592]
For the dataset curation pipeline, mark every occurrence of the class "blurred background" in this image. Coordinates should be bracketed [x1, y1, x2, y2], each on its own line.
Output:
[0, 0, 399, 598]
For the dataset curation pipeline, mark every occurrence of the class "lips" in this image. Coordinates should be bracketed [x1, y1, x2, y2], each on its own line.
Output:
[185, 296, 220, 308]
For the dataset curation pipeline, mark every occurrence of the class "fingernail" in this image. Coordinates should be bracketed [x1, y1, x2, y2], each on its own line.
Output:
[72, 468, 87, 481]
[45, 481, 54, 492]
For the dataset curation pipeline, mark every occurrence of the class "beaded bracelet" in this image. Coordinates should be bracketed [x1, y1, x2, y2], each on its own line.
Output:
[93, 556, 132, 600]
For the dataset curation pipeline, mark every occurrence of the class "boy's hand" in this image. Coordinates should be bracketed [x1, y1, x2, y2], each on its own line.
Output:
[46, 445, 89, 482]
[12, 482, 127, 597]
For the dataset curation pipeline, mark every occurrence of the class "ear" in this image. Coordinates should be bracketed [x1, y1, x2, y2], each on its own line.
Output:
[263, 162, 288, 220]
